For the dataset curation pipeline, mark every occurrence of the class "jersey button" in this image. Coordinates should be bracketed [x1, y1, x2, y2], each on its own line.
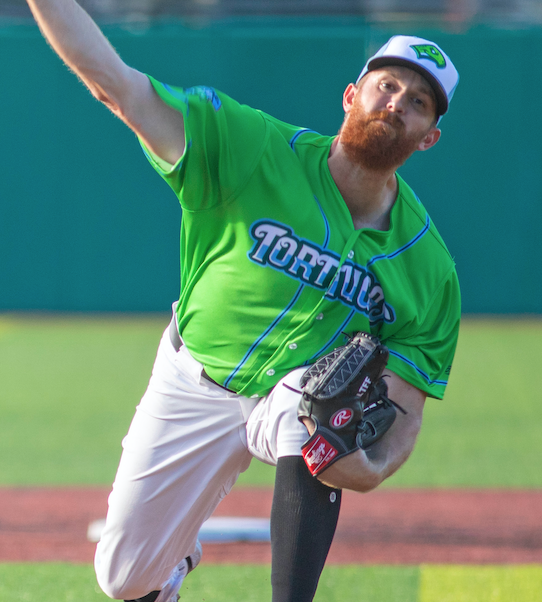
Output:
[316, 313, 324, 320]
[266, 369, 275, 376]
[288, 343, 297, 350]
[347, 250, 354, 259]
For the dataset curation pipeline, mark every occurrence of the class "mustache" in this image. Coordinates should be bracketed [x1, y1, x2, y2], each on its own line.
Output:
[365, 110, 405, 130]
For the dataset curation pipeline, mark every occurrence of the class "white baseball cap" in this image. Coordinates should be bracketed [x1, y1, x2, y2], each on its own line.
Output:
[356, 35, 459, 118]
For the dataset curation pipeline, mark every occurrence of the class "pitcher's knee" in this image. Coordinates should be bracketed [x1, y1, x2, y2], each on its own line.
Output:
[96, 575, 152, 601]
[95, 556, 153, 600]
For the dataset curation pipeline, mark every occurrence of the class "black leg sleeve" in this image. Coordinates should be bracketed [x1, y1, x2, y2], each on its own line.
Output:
[270, 456, 342, 602]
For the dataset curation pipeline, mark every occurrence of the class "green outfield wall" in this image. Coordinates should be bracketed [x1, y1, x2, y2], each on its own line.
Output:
[1, 18, 541, 313]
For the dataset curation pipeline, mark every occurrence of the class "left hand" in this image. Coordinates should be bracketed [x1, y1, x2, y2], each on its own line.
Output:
[305, 369, 426, 492]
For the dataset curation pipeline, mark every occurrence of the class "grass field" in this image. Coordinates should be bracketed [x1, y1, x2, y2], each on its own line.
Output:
[2, 563, 542, 602]
[1, 314, 541, 600]
[0, 314, 541, 487]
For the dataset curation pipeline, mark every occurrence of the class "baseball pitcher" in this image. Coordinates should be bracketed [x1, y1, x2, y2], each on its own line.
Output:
[24, 2, 461, 600]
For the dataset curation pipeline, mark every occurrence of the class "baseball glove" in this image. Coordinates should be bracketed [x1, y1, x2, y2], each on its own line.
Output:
[357, 377, 404, 450]
[297, 332, 405, 476]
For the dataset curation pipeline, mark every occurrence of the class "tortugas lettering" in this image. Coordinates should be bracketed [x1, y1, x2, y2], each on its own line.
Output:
[248, 220, 396, 325]
[410, 44, 446, 68]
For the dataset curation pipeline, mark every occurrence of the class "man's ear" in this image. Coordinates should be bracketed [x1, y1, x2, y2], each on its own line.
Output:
[417, 127, 441, 151]
[342, 83, 358, 113]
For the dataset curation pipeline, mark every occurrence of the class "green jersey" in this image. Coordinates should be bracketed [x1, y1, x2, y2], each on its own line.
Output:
[140, 77, 461, 400]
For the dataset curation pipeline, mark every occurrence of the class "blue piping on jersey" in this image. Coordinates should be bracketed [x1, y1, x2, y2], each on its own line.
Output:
[162, 83, 177, 95]
[305, 309, 356, 365]
[289, 129, 317, 150]
[389, 349, 448, 387]
[225, 197, 331, 388]
[140, 145, 151, 161]
[162, 83, 189, 111]
[224, 283, 305, 389]
[367, 214, 431, 267]
[313, 196, 330, 248]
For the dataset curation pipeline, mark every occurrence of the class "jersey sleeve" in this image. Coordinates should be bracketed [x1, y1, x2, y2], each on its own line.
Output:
[384, 266, 461, 400]
[139, 76, 268, 211]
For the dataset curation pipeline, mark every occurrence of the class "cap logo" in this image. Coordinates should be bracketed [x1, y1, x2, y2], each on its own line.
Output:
[410, 44, 446, 69]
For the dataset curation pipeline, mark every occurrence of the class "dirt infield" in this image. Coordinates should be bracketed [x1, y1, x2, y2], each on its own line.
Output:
[1, 487, 541, 565]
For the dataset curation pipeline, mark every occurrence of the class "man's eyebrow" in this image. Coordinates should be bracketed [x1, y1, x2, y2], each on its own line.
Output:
[414, 80, 437, 107]
[383, 70, 433, 94]
[412, 79, 434, 97]
[377, 68, 436, 103]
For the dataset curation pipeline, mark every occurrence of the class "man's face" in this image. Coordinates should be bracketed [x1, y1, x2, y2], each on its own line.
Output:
[339, 66, 440, 172]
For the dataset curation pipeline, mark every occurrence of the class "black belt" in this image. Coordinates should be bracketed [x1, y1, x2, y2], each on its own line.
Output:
[169, 318, 234, 393]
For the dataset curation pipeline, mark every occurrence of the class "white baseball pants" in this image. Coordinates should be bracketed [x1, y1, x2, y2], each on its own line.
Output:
[94, 321, 308, 600]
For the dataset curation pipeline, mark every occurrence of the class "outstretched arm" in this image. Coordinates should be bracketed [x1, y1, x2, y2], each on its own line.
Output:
[308, 369, 426, 492]
[26, 0, 185, 164]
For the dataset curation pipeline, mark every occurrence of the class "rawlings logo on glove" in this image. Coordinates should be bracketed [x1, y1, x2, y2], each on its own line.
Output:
[330, 408, 354, 428]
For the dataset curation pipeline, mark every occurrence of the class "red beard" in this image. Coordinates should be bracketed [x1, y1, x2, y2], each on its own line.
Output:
[340, 102, 425, 172]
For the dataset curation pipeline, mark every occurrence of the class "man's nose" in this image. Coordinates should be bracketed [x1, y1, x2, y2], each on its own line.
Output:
[386, 92, 406, 113]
